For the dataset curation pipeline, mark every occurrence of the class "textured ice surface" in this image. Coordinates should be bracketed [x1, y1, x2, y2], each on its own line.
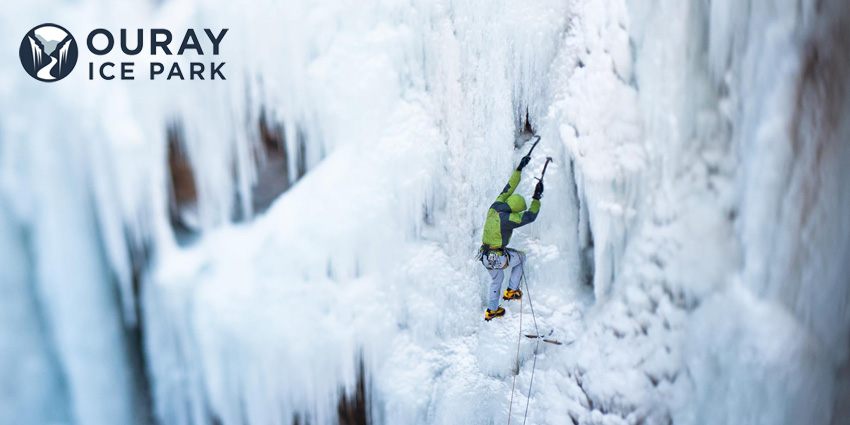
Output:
[0, 0, 848, 424]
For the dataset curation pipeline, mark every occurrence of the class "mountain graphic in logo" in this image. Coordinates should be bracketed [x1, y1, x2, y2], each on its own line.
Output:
[19, 24, 78, 82]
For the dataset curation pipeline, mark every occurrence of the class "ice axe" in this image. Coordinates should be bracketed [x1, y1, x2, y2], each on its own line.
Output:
[536, 157, 553, 182]
[531, 157, 552, 200]
[524, 135, 541, 158]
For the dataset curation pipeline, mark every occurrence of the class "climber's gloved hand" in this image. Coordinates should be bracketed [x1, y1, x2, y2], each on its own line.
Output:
[533, 181, 544, 199]
[517, 155, 531, 171]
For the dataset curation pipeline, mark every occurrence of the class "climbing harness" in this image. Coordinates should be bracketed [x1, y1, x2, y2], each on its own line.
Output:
[479, 245, 511, 270]
[488, 250, 509, 270]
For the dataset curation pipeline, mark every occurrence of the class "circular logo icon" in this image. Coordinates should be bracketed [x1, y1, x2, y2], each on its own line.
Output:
[19, 23, 78, 82]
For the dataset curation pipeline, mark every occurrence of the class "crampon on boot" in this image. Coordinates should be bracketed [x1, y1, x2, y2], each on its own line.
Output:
[484, 307, 506, 321]
[503, 288, 522, 300]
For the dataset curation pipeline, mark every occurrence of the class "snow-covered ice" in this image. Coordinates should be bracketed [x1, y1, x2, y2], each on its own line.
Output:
[0, 0, 848, 424]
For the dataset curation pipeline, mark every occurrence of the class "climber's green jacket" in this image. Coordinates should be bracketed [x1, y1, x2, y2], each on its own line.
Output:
[482, 170, 541, 248]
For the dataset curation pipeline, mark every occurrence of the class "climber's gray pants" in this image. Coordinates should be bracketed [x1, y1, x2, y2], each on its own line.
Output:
[482, 249, 525, 311]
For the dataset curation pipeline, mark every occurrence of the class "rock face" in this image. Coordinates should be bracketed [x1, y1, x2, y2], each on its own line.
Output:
[167, 122, 199, 233]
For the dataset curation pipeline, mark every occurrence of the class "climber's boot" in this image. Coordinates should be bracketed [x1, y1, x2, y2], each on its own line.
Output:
[503, 287, 522, 301]
[485, 307, 506, 321]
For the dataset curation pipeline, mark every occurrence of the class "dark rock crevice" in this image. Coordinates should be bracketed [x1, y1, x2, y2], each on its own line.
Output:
[166, 121, 200, 243]
[250, 111, 293, 215]
[337, 357, 370, 425]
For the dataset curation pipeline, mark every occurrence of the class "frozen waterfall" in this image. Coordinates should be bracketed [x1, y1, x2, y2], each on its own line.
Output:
[0, 0, 848, 425]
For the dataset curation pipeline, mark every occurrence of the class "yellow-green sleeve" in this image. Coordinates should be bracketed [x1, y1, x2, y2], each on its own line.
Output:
[495, 170, 522, 203]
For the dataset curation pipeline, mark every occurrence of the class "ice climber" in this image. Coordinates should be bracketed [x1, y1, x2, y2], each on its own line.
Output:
[480, 154, 544, 321]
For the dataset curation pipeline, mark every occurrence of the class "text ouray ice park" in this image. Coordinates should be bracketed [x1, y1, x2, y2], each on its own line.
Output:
[86, 28, 228, 80]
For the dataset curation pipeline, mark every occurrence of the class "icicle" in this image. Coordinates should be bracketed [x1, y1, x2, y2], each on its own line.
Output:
[28, 36, 41, 70]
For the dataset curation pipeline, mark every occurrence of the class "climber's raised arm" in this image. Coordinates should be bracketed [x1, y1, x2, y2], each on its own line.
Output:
[493, 156, 530, 204]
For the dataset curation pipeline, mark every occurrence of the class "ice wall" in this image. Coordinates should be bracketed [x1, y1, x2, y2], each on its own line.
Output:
[691, 0, 850, 422]
[0, 0, 848, 424]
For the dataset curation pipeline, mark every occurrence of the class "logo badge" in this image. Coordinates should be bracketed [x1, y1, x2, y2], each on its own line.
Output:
[19, 23, 78, 82]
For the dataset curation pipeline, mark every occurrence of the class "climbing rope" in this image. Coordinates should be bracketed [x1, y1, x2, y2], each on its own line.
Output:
[507, 283, 522, 425]
[520, 255, 539, 425]
[506, 253, 540, 425]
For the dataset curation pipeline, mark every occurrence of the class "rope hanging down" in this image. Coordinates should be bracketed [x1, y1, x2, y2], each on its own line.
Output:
[507, 281, 522, 424]
[507, 255, 539, 425]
